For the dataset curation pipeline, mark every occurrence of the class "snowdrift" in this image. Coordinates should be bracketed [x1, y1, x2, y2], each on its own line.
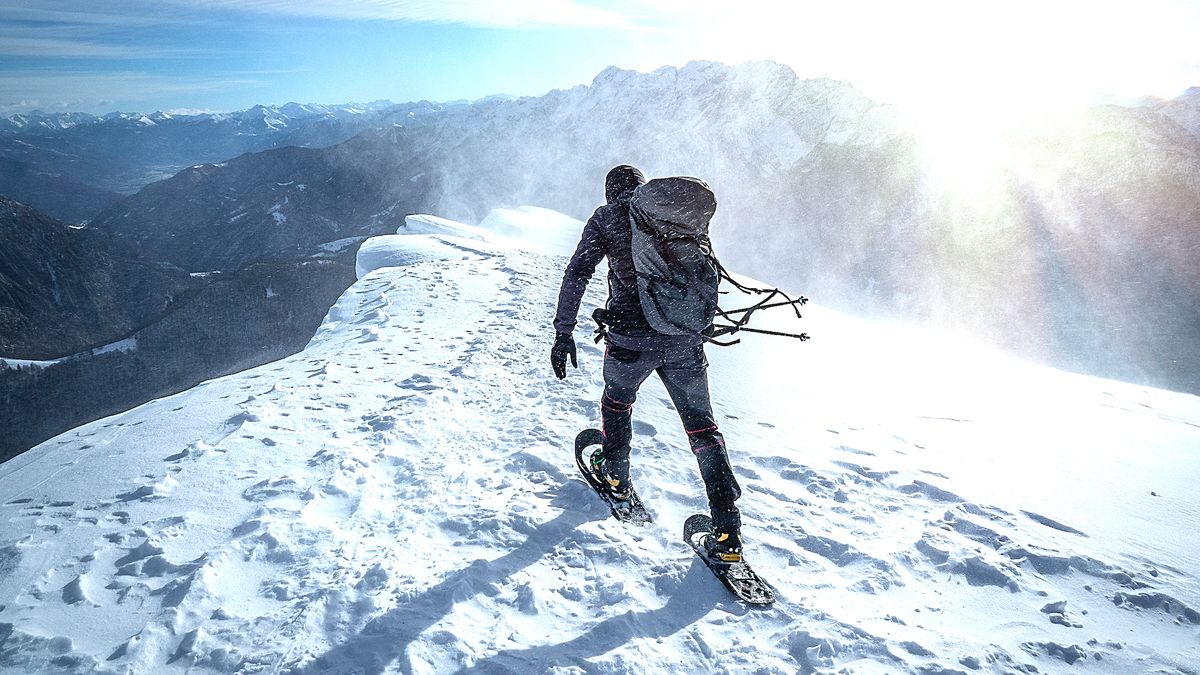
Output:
[0, 209, 1197, 673]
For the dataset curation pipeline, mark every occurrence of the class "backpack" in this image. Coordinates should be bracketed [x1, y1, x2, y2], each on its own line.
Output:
[628, 177, 810, 346]
[629, 177, 720, 336]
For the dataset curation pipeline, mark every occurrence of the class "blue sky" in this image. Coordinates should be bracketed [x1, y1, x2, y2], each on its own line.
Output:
[2, 0, 1199, 115]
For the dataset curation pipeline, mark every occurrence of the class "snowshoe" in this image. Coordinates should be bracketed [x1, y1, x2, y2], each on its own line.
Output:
[574, 428, 652, 525]
[684, 513, 775, 605]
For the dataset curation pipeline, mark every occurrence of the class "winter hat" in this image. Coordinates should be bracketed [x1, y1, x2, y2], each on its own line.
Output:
[605, 164, 646, 204]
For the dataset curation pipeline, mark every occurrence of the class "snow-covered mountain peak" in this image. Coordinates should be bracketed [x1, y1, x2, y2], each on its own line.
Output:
[0, 101, 400, 140]
[0, 111, 98, 134]
[1, 207, 1197, 672]
[589, 64, 634, 88]
[590, 60, 802, 97]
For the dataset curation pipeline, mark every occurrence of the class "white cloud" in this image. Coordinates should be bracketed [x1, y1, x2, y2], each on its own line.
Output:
[156, 0, 634, 28]
[0, 3, 208, 59]
[0, 37, 151, 59]
[0, 4, 168, 27]
[0, 71, 263, 114]
[615, 0, 1200, 104]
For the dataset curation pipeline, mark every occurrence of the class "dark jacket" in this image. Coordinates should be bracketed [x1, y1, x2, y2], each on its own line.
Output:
[554, 165, 703, 351]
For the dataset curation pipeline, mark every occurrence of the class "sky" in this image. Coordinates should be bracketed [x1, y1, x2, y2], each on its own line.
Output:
[1, 0, 1199, 116]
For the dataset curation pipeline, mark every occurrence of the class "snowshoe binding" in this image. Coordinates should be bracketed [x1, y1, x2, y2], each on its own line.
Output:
[702, 530, 743, 563]
[574, 428, 651, 525]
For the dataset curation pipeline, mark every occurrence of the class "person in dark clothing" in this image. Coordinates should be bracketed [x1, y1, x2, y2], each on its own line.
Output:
[551, 164, 745, 562]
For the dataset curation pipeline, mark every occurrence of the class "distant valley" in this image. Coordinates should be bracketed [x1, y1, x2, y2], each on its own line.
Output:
[0, 100, 457, 223]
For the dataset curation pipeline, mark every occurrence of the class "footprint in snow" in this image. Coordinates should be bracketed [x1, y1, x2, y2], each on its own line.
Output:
[222, 411, 259, 432]
[1021, 510, 1087, 537]
[632, 420, 657, 437]
[115, 485, 158, 503]
[898, 480, 964, 504]
[832, 461, 896, 483]
[241, 477, 302, 502]
[106, 511, 131, 525]
[578, 343, 603, 357]
[396, 374, 438, 392]
[360, 414, 397, 433]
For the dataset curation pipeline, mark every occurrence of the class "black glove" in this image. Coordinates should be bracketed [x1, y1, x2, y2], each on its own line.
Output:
[551, 332, 577, 379]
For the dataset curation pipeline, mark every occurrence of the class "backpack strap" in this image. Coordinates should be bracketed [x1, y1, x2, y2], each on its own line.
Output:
[591, 308, 610, 344]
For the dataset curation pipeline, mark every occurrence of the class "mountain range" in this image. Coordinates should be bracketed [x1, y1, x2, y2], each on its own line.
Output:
[82, 60, 1200, 393]
[0, 100, 457, 222]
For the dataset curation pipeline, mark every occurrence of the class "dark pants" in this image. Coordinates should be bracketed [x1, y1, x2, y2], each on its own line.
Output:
[600, 343, 742, 533]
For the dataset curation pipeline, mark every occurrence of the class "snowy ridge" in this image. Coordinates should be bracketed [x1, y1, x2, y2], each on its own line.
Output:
[0, 210, 1197, 673]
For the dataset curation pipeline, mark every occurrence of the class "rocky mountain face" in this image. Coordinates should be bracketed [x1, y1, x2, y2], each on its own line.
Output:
[89, 135, 438, 271]
[0, 101, 455, 222]
[0, 157, 121, 223]
[1009, 106, 1200, 388]
[0, 248, 359, 462]
[0, 103, 397, 458]
[0, 197, 199, 359]
[415, 61, 898, 222]
[1157, 87, 1200, 140]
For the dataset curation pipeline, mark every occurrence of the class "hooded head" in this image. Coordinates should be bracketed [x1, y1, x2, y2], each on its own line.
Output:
[604, 164, 646, 204]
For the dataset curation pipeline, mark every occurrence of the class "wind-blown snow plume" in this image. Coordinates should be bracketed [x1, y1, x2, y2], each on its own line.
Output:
[82, 60, 1199, 391]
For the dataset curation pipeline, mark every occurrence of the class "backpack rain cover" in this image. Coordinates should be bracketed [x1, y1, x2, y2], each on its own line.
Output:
[628, 177, 720, 336]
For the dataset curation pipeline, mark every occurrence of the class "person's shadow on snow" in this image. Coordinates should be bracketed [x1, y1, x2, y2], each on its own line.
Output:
[292, 486, 725, 674]
[292, 489, 590, 675]
[453, 559, 722, 674]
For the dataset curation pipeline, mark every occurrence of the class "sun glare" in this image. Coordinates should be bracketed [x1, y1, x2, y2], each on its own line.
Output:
[698, 0, 1200, 201]
[896, 95, 1083, 208]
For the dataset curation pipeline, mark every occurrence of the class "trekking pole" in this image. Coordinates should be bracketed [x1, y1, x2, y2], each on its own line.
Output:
[719, 298, 809, 317]
[725, 327, 810, 341]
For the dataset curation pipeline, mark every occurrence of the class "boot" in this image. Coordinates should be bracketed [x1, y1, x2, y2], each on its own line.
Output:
[703, 530, 743, 563]
[589, 449, 632, 501]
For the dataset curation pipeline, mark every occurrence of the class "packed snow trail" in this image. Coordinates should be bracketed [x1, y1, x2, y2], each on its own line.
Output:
[0, 211, 1197, 673]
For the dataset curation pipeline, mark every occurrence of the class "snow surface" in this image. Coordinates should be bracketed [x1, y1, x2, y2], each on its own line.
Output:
[1, 338, 138, 370]
[317, 237, 366, 255]
[91, 338, 138, 357]
[475, 207, 585, 257]
[0, 357, 59, 370]
[0, 208, 1198, 673]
